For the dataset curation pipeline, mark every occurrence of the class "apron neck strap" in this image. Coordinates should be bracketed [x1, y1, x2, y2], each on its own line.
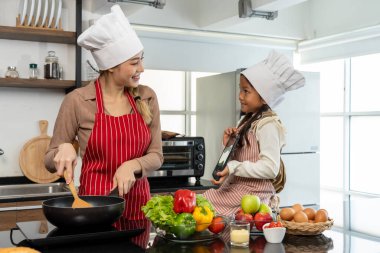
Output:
[95, 79, 140, 115]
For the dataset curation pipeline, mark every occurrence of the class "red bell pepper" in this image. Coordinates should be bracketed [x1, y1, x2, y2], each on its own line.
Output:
[173, 189, 196, 214]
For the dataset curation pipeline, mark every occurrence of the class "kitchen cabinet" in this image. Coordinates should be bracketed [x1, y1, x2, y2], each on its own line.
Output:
[0, 0, 82, 91]
[0, 200, 45, 231]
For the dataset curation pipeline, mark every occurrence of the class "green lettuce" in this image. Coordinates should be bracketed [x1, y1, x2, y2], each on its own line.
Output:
[141, 195, 177, 231]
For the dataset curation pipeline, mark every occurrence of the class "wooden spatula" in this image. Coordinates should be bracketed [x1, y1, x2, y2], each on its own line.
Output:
[64, 171, 93, 208]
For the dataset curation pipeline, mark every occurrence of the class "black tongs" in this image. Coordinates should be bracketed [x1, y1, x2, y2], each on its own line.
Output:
[212, 133, 240, 181]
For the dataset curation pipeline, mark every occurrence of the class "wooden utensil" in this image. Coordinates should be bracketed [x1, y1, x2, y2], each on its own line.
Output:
[19, 120, 60, 183]
[64, 171, 92, 208]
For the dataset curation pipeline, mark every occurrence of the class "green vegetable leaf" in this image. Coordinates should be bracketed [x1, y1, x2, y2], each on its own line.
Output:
[142, 195, 178, 230]
[196, 194, 215, 216]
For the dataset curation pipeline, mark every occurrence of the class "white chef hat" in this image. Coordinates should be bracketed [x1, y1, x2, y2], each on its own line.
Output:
[241, 51, 305, 108]
[77, 5, 143, 70]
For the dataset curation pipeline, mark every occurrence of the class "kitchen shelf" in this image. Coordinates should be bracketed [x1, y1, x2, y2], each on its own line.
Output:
[0, 78, 75, 89]
[0, 26, 76, 44]
[0, 0, 82, 90]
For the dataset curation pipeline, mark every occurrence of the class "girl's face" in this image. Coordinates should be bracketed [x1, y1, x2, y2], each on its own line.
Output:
[239, 75, 266, 113]
[110, 51, 144, 88]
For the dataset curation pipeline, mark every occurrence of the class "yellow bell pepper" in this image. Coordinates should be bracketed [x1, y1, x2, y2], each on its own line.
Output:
[192, 206, 213, 232]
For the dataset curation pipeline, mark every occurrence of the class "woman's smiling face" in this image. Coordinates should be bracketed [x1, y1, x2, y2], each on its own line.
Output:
[111, 51, 145, 88]
[239, 75, 266, 114]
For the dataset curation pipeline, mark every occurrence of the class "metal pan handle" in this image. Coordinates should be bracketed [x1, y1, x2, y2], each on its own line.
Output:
[10, 227, 21, 246]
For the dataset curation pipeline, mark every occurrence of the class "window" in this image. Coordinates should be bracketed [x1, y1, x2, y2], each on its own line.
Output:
[300, 53, 380, 238]
[351, 53, 380, 112]
[140, 69, 217, 136]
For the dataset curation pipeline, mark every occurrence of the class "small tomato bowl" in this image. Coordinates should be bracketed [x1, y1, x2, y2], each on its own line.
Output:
[262, 223, 286, 243]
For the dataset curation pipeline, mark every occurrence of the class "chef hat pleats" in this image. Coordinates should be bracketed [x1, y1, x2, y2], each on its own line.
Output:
[77, 5, 143, 70]
[241, 50, 305, 108]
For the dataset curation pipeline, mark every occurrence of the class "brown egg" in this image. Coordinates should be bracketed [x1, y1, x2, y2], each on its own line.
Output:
[318, 208, 329, 217]
[303, 207, 316, 220]
[315, 209, 328, 222]
[293, 211, 308, 223]
[308, 219, 315, 223]
[292, 203, 304, 213]
[280, 207, 295, 221]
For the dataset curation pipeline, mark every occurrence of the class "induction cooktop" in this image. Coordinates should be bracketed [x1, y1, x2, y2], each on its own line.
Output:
[11, 220, 145, 247]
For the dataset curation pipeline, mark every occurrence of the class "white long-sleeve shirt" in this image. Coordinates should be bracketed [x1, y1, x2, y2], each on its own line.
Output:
[227, 116, 286, 179]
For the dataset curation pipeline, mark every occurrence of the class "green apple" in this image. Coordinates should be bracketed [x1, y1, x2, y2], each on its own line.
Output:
[257, 203, 272, 214]
[241, 194, 260, 214]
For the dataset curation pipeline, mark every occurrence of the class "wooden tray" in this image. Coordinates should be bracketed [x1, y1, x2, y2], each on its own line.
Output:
[19, 120, 59, 183]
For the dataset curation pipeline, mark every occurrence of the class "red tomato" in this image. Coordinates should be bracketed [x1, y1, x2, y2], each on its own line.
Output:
[267, 221, 283, 228]
[208, 216, 225, 234]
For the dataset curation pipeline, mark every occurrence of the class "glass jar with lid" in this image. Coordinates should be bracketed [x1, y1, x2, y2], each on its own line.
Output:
[5, 66, 19, 78]
[44, 51, 59, 79]
[29, 63, 39, 79]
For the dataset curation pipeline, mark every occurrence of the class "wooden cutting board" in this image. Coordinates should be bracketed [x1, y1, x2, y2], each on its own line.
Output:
[19, 120, 60, 183]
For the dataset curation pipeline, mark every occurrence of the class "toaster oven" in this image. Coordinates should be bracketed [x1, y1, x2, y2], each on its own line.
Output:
[147, 137, 205, 181]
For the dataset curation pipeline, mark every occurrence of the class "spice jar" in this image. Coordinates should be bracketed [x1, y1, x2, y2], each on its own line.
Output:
[44, 51, 59, 79]
[5, 66, 19, 78]
[29, 63, 39, 79]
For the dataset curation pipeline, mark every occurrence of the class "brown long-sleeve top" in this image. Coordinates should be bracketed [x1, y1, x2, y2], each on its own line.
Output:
[44, 81, 163, 177]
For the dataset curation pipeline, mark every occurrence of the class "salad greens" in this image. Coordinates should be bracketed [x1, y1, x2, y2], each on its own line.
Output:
[196, 194, 215, 216]
[141, 195, 177, 231]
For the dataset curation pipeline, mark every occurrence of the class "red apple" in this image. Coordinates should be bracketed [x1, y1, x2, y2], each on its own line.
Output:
[235, 209, 254, 229]
[253, 212, 273, 231]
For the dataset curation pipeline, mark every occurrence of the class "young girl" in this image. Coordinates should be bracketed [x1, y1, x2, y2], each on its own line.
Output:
[203, 51, 305, 216]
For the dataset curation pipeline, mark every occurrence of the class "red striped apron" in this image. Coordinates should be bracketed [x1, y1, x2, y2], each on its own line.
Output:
[79, 80, 151, 227]
[203, 126, 275, 216]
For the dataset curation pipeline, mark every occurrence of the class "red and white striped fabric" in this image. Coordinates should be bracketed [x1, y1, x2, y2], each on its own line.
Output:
[79, 79, 151, 225]
[203, 128, 275, 216]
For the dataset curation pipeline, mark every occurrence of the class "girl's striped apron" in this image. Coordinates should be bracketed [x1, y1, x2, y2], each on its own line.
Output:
[203, 127, 275, 216]
[79, 80, 151, 231]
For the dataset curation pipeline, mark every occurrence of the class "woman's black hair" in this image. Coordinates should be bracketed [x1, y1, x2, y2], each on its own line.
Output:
[236, 105, 271, 148]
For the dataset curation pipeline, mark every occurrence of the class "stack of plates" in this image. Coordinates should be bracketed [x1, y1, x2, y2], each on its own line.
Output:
[18, 0, 62, 29]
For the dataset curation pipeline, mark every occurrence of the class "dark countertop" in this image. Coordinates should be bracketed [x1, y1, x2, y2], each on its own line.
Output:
[2, 221, 380, 252]
[149, 178, 217, 193]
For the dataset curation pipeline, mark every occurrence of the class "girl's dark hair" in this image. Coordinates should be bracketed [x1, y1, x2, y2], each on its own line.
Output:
[236, 104, 271, 148]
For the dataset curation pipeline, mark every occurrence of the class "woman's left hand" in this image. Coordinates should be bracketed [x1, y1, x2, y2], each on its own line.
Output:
[211, 167, 229, 185]
[112, 160, 141, 197]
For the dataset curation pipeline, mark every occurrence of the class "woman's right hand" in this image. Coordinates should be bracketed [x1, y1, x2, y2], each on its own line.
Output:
[53, 143, 77, 184]
[223, 127, 238, 146]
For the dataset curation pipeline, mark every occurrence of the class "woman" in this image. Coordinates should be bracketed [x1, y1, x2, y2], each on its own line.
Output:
[44, 5, 163, 236]
[203, 51, 305, 216]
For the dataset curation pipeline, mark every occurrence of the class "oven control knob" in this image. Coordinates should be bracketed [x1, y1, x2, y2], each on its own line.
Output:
[197, 154, 204, 161]
[197, 164, 204, 170]
[197, 144, 204, 151]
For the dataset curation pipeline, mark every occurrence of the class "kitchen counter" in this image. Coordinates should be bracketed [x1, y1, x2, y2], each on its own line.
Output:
[148, 178, 217, 193]
[1, 220, 380, 252]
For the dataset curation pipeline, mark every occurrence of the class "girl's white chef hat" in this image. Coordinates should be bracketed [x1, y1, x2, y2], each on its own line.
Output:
[77, 5, 143, 70]
[241, 51, 305, 108]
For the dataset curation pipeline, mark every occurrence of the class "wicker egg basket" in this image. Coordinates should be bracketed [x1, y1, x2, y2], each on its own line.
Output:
[279, 218, 334, 235]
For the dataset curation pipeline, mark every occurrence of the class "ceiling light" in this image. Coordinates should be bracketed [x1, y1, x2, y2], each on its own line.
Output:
[238, 0, 278, 20]
[108, 0, 166, 9]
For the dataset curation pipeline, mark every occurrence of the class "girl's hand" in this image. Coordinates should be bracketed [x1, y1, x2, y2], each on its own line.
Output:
[223, 127, 238, 146]
[112, 160, 141, 197]
[211, 166, 230, 185]
[54, 143, 78, 183]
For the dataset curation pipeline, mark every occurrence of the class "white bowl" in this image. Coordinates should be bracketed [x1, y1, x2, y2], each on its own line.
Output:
[262, 223, 286, 243]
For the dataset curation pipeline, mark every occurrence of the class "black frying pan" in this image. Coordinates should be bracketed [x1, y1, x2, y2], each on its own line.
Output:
[43, 196, 125, 229]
